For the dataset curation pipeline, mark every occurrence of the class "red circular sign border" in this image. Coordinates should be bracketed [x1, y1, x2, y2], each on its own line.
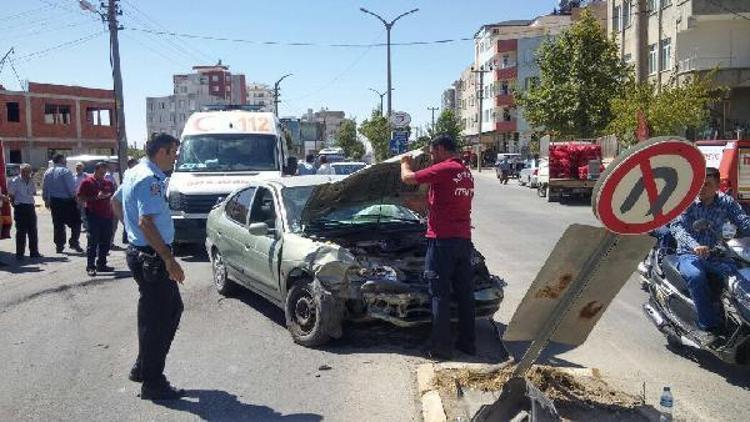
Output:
[595, 139, 705, 235]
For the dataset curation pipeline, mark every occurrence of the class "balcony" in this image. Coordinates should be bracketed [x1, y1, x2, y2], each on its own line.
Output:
[495, 120, 517, 133]
[496, 67, 517, 80]
[497, 39, 517, 54]
[496, 94, 514, 107]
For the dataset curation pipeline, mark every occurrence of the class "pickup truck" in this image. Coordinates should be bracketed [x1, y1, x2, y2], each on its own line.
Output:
[536, 136, 609, 202]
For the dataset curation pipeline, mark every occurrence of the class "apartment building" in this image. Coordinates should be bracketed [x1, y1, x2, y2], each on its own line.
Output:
[609, 0, 750, 137]
[456, 65, 479, 140]
[0, 82, 116, 168]
[246, 82, 274, 113]
[146, 61, 247, 137]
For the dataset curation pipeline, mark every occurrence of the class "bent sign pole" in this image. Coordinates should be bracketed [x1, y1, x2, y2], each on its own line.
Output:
[474, 136, 705, 422]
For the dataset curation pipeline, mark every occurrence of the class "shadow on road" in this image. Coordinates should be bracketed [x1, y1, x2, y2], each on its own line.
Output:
[665, 343, 750, 390]
[177, 244, 210, 263]
[0, 253, 69, 274]
[153, 389, 322, 421]
[230, 288, 287, 328]
[493, 322, 585, 369]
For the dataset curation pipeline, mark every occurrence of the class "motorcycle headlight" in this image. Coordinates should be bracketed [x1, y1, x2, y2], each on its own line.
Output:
[169, 191, 183, 211]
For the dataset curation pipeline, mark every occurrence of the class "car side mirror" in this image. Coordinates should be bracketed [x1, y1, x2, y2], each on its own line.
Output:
[248, 222, 269, 236]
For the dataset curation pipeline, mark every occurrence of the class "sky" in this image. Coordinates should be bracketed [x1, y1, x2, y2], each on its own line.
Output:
[1, 0, 560, 146]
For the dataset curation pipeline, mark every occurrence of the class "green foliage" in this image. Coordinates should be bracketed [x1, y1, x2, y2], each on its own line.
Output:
[358, 109, 391, 162]
[335, 119, 365, 160]
[411, 135, 431, 150]
[127, 147, 145, 160]
[428, 109, 464, 147]
[608, 73, 725, 146]
[515, 9, 628, 138]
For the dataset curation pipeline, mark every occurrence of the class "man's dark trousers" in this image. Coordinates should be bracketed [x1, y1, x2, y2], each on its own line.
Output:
[14, 204, 38, 257]
[126, 247, 183, 386]
[425, 238, 475, 354]
[86, 212, 113, 269]
[50, 198, 81, 249]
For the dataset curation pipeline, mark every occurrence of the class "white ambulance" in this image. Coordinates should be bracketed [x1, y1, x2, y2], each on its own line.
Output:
[168, 108, 290, 247]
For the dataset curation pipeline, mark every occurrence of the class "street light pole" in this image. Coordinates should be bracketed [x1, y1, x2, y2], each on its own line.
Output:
[360, 7, 418, 117]
[273, 73, 292, 116]
[471, 65, 492, 173]
[427, 106, 439, 133]
[368, 88, 393, 116]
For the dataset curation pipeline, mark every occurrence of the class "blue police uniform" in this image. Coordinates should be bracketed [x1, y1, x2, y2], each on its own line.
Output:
[116, 159, 173, 246]
[119, 158, 184, 395]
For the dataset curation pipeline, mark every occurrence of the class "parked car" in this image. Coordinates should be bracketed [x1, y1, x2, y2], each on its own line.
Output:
[330, 161, 367, 175]
[205, 154, 506, 346]
[517, 159, 539, 188]
[5, 163, 20, 179]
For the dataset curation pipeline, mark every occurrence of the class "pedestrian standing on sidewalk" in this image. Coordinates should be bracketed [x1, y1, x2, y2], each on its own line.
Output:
[401, 134, 476, 360]
[113, 133, 185, 400]
[77, 162, 116, 277]
[43, 154, 83, 254]
[74, 162, 89, 232]
[7, 164, 41, 261]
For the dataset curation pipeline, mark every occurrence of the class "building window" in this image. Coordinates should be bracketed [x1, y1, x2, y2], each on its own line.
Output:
[181, 86, 187, 93]
[502, 54, 510, 68]
[6, 102, 20, 122]
[647, 0, 656, 13]
[213, 86, 219, 92]
[501, 81, 510, 95]
[160, 102, 165, 109]
[623, 1, 631, 28]
[623, 53, 632, 64]
[503, 108, 512, 122]
[524, 77, 539, 90]
[86, 108, 111, 126]
[613, 5, 621, 33]
[44, 104, 71, 125]
[211, 75, 219, 82]
[648, 43, 658, 75]
[660, 38, 671, 71]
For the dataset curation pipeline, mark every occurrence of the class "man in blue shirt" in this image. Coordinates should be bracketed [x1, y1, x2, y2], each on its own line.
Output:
[671, 167, 750, 343]
[112, 133, 186, 400]
[297, 154, 316, 175]
[43, 154, 82, 253]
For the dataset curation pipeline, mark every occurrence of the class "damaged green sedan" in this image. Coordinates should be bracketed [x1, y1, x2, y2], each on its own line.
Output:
[205, 154, 505, 346]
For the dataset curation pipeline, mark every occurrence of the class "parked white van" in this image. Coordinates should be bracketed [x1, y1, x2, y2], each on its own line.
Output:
[168, 109, 289, 247]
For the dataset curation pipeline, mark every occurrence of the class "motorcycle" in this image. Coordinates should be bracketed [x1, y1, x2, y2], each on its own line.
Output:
[638, 219, 750, 365]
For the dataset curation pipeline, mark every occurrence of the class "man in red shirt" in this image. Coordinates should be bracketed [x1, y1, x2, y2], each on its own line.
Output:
[401, 134, 476, 359]
[77, 162, 116, 276]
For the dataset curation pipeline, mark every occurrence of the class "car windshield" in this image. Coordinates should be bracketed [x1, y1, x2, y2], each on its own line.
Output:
[175, 133, 278, 172]
[281, 185, 421, 233]
[332, 164, 366, 175]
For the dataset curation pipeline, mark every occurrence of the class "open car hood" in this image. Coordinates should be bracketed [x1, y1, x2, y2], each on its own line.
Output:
[300, 149, 431, 226]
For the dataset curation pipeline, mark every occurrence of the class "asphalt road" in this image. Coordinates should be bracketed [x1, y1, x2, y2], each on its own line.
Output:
[1, 173, 748, 421]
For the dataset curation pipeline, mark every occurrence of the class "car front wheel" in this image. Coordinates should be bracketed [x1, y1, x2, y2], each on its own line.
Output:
[285, 279, 331, 347]
[212, 248, 236, 296]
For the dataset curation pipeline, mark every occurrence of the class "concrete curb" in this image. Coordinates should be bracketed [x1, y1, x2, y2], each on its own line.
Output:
[416, 363, 446, 422]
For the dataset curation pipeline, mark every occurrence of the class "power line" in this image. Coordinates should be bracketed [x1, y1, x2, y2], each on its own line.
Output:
[121, 0, 212, 62]
[0, 5, 54, 22]
[125, 27, 474, 48]
[13, 31, 107, 63]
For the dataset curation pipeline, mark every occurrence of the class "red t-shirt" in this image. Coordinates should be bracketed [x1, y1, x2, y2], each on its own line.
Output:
[414, 158, 474, 239]
[78, 176, 115, 219]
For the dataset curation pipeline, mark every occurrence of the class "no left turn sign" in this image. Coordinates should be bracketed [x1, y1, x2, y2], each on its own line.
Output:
[593, 136, 706, 235]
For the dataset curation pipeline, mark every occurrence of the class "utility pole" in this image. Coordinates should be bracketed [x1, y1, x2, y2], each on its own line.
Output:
[427, 106, 439, 133]
[471, 65, 491, 173]
[360, 8, 418, 118]
[273, 73, 292, 116]
[80, 0, 127, 180]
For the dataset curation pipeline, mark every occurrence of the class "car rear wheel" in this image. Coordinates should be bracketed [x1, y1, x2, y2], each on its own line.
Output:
[285, 279, 331, 347]
[212, 249, 236, 296]
[537, 183, 547, 198]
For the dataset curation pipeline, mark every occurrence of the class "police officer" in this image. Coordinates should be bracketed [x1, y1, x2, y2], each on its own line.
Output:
[113, 133, 186, 400]
[43, 154, 83, 253]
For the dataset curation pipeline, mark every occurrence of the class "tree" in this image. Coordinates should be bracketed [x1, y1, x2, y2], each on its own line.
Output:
[429, 109, 463, 147]
[358, 109, 391, 162]
[335, 119, 365, 160]
[411, 135, 431, 150]
[127, 146, 145, 160]
[515, 9, 629, 138]
[607, 73, 725, 146]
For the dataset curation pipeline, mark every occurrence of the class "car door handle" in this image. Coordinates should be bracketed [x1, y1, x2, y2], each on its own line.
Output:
[244, 243, 252, 251]
[216, 231, 223, 238]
